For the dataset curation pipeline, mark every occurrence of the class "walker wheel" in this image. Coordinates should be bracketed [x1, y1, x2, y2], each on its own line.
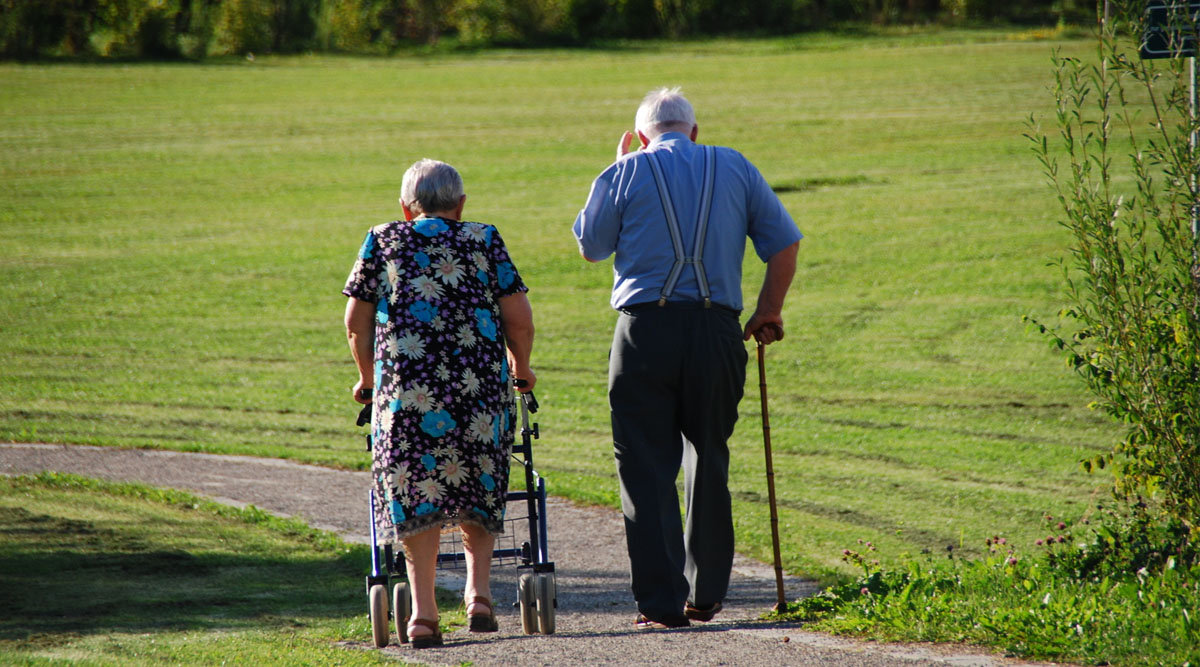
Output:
[518, 573, 538, 634]
[535, 573, 557, 635]
[393, 582, 411, 644]
[369, 584, 390, 648]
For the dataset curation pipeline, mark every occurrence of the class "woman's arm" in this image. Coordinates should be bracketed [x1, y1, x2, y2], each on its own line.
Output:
[498, 292, 536, 393]
[344, 297, 376, 404]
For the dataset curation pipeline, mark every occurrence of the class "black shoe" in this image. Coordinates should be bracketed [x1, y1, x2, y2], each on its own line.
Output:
[684, 601, 723, 622]
[634, 613, 691, 630]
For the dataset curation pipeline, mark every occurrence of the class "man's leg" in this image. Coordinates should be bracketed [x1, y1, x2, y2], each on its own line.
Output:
[609, 310, 690, 623]
[680, 308, 746, 610]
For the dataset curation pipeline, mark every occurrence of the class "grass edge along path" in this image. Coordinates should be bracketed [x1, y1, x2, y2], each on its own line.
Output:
[0, 471, 441, 666]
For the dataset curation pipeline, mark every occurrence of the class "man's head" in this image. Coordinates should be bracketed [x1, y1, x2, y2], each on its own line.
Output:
[400, 158, 465, 217]
[634, 87, 698, 142]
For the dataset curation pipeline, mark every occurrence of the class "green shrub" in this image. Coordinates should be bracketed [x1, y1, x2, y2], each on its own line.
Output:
[210, 0, 275, 55]
[0, 0, 93, 58]
[450, 0, 574, 46]
[1027, 1, 1200, 530]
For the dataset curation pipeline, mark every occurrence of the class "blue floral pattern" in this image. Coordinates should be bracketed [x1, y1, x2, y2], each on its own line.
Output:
[343, 217, 528, 541]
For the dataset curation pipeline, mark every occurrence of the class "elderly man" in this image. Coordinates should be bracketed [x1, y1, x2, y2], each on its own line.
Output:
[573, 87, 802, 629]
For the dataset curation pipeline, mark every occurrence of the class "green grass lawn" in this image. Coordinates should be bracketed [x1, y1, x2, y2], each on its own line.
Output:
[0, 28, 1124, 583]
[0, 472, 432, 665]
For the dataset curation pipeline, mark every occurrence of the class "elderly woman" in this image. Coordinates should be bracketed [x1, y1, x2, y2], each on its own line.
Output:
[343, 159, 536, 649]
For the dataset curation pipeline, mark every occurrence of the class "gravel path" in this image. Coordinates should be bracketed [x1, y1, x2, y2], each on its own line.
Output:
[2, 443, 1051, 667]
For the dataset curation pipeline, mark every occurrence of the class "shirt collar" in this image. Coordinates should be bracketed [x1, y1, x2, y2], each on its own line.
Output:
[648, 131, 692, 147]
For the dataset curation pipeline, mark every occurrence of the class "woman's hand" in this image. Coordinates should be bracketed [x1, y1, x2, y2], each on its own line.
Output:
[512, 365, 537, 394]
[352, 380, 374, 405]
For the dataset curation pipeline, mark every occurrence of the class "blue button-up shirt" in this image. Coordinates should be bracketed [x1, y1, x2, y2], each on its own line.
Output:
[573, 132, 802, 311]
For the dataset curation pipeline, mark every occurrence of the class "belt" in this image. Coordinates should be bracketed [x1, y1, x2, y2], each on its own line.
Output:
[618, 300, 740, 316]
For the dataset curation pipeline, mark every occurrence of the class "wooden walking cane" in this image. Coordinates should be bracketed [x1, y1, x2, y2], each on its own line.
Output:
[757, 339, 788, 613]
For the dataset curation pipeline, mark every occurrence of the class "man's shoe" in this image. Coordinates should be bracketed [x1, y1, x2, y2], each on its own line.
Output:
[684, 601, 723, 622]
[634, 613, 691, 630]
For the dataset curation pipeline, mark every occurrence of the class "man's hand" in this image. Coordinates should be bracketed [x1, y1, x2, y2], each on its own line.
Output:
[743, 312, 785, 345]
[616, 131, 635, 161]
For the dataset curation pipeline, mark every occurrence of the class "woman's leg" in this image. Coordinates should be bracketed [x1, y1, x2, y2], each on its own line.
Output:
[401, 525, 441, 635]
[461, 521, 496, 613]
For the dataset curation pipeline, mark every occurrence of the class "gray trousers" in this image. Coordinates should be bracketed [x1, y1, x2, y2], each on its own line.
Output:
[608, 303, 747, 620]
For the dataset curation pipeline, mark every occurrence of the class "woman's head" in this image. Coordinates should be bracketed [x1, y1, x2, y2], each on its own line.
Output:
[400, 159, 465, 216]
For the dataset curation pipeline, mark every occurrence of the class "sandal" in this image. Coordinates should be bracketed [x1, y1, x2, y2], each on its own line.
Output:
[407, 618, 443, 649]
[467, 596, 499, 632]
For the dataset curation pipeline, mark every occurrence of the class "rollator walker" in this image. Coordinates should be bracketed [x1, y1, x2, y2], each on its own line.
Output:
[356, 381, 556, 647]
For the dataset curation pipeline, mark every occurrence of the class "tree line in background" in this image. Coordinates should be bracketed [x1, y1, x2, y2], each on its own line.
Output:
[1, 0, 1095, 59]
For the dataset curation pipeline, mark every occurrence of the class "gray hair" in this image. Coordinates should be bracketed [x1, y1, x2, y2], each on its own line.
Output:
[400, 159, 464, 215]
[634, 87, 696, 138]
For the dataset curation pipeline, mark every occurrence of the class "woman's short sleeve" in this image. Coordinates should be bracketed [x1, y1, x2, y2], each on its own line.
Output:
[488, 227, 528, 300]
[342, 229, 381, 303]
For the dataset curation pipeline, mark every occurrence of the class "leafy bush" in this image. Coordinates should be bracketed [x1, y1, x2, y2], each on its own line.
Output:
[450, 0, 575, 46]
[1026, 1, 1200, 530]
[210, 0, 275, 55]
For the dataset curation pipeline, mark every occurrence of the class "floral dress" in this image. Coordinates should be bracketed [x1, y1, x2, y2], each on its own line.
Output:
[343, 217, 528, 541]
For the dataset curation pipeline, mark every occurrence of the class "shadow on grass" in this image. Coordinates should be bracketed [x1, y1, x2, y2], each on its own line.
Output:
[0, 496, 366, 644]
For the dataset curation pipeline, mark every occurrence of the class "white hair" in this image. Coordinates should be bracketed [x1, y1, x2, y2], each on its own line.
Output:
[634, 87, 696, 138]
[400, 159, 464, 215]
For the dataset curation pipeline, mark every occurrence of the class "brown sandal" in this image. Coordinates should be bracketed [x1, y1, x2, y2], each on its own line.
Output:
[467, 596, 499, 632]
[407, 618, 443, 649]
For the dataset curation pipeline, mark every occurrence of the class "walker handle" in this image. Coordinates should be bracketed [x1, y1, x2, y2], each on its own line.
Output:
[355, 388, 373, 427]
[514, 379, 538, 414]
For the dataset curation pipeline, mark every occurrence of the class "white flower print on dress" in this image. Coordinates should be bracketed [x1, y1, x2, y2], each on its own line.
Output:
[397, 331, 426, 360]
[461, 368, 481, 395]
[462, 223, 489, 243]
[457, 324, 477, 349]
[386, 333, 401, 358]
[471, 251, 489, 271]
[468, 412, 494, 444]
[435, 256, 465, 286]
[478, 454, 496, 477]
[416, 477, 445, 503]
[404, 384, 435, 413]
[386, 260, 401, 290]
[387, 462, 411, 489]
[410, 275, 443, 300]
[377, 405, 395, 434]
[436, 364, 451, 382]
[440, 455, 469, 487]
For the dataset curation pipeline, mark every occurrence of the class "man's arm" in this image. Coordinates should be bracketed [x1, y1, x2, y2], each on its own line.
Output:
[742, 241, 799, 345]
[575, 134, 638, 263]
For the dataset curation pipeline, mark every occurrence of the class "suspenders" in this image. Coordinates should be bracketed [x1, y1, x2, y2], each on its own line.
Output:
[644, 145, 716, 308]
